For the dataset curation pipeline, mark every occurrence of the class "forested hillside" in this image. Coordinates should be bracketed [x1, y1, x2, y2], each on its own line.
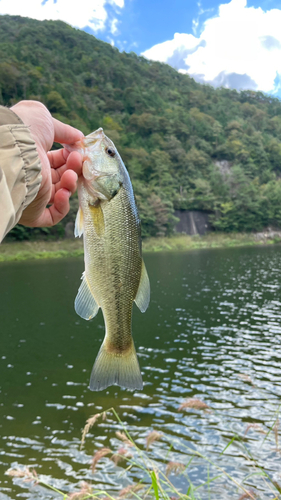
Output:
[2, 14, 281, 239]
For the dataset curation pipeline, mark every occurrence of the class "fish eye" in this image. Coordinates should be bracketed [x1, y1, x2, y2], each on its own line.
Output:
[106, 147, 116, 158]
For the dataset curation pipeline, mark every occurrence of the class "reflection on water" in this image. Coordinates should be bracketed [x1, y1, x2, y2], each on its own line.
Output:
[0, 246, 281, 498]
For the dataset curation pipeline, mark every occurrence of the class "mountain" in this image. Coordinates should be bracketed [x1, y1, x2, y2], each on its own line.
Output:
[2, 14, 281, 238]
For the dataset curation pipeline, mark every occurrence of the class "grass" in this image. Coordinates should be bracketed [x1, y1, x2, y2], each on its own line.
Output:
[6, 398, 281, 500]
[141, 232, 281, 253]
[1, 232, 281, 262]
[0, 238, 84, 262]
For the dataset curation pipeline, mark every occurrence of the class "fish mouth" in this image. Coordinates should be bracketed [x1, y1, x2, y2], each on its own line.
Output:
[83, 128, 105, 148]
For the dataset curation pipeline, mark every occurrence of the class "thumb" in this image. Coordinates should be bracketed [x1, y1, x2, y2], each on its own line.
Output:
[53, 117, 84, 145]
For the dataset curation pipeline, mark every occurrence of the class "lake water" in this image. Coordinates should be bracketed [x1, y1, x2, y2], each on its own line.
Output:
[0, 246, 281, 499]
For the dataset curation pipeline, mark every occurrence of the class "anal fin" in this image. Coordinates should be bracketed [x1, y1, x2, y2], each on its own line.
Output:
[75, 272, 99, 320]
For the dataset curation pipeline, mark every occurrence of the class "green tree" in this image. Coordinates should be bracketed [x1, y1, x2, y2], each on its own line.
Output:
[45, 90, 68, 114]
[2, 14, 281, 238]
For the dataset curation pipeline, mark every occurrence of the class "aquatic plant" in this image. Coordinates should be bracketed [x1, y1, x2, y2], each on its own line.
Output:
[6, 403, 281, 500]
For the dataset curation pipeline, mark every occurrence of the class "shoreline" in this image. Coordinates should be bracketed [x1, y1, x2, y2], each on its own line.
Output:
[0, 232, 280, 262]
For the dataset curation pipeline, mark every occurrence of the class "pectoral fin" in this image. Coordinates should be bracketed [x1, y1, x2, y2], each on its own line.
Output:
[89, 203, 105, 237]
[134, 260, 150, 313]
[74, 207, 84, 237]
[75, 272, 99, 320]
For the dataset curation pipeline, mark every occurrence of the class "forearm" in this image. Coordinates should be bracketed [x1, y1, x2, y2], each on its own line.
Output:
[0, 106, 42, 242]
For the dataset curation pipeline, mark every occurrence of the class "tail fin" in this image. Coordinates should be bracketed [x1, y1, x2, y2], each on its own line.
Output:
[89, 341, 143, 391]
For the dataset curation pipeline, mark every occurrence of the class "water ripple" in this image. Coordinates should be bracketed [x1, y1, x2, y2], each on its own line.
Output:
[1, 247, 281, 498]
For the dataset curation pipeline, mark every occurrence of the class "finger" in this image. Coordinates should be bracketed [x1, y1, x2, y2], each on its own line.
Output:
[60, 169, 78, 194]
[49, 169, 78, 203]
[35, 188, 72, 227]
[50, 151, 82, 185]
[48, 150, 82, 171]
[48, 148, 69, 169]
[66, 151, 83, 177]
[53, 118, 84, 145]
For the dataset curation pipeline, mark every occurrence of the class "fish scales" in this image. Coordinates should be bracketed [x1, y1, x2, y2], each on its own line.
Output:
[72, 128, 150, 391]
[82, 186, 141, 350]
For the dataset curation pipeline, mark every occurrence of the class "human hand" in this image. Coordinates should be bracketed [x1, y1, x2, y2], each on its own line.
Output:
[11, 100, 84, 227]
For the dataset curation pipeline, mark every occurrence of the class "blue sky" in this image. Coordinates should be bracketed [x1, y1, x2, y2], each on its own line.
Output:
[97, 0, 208, 53]
[1, 0, 281, 97]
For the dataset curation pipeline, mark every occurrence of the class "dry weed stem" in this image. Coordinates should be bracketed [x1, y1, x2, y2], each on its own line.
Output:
[238, 490, 257, 500]
[6, 467, 37, 481]
[67, 481, 92, 499]
[238, 374, 255, 386]
[178, 398, 210, 412]
[118, 483, 145, 498]
[111, 447, 132, 465]
[115, 431, 133, 447]
[146, 430, 162, 450]
[166, 461, 185, 476]
[244, 423, 266, 435]
[92, 447, 113, 473]
[81, 413, 102, 449]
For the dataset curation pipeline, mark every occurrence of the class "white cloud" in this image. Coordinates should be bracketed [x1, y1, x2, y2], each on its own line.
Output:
[192, 0, 214, 35]
[142, 33, 200, 64]
[142, 0, 281, 95]
[110, 18, 119, 35]
[0, 0, 124, 32]
[108, 0, 124, 8]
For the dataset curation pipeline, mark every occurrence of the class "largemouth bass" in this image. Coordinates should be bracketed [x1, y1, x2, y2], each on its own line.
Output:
[71, 128, 150, 391]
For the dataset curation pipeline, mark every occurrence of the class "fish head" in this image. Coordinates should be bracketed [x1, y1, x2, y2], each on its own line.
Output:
[82, 128, 120, 175]
[82, 128, 123, 201]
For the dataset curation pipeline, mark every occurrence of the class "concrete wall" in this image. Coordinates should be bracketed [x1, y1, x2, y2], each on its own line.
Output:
[174, 210, 211, 235]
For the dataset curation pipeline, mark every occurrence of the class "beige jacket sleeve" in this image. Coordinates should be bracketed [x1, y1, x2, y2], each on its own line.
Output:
[0, 106, 42, 242]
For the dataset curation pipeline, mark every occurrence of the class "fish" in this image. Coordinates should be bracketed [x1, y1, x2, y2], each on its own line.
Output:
[71, 128, 150, 391]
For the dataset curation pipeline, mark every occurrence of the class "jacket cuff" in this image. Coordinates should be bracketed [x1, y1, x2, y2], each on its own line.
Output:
[0, 106, 24, 126]
[0, 113, 42, 241]
[9, 125, 42, 211]
[0, 106, 42, 210]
